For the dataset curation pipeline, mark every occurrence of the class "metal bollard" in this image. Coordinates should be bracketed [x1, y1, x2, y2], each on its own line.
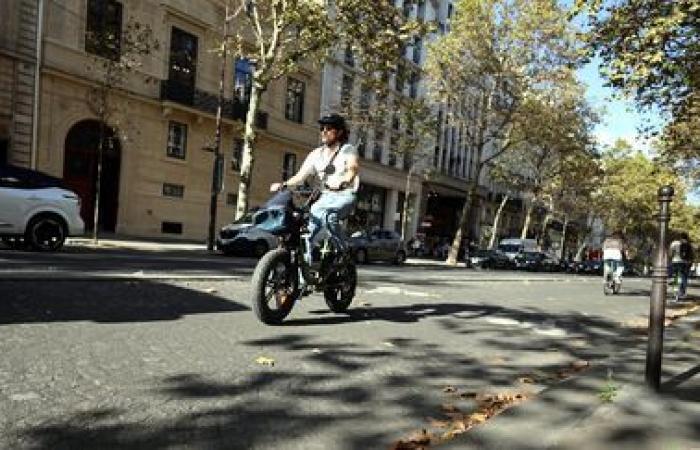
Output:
[645, 185, 674, 391]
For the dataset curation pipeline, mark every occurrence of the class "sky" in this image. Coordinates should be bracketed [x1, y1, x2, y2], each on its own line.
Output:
[576, 56, 664, 153]
[577, 58, 699, 205]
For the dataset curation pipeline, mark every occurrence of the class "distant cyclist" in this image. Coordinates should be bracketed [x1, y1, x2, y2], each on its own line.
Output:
[669, 232, 693, 300]
[602, 231, 626, 287]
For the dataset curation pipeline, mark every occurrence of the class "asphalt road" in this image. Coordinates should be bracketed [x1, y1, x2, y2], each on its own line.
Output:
[0, 247, 690, 449]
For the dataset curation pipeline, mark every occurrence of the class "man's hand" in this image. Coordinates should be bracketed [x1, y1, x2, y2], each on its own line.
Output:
[270, 182, 284, 192]
[325, 179, 346, 191]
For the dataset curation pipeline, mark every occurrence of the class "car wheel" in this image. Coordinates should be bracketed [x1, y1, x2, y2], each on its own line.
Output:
[25, 215, 66, 251]
[394, 250, 406, 265]
[253, 240, 269, 258]
[355, 248, 368, 264]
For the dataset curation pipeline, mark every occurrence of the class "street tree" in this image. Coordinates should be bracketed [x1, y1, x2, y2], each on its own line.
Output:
[575, 0, 700, 174]
[425, 0, 584, 264]
[85, 21, 159, 243]
[593, 139, 685, 257]
[226, 0, 427, 219]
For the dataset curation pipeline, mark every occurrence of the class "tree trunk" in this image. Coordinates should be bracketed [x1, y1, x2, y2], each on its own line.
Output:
[234, 80, 263, 220]
[559, 215, 569, 260]
[489, 194, 508, 249]
[92, 120, 105, 244]
[447, 180, 477, 265]
[400, 164, 414, 241]
[540, 213, 551, 248]
[521, 201, 534, 239]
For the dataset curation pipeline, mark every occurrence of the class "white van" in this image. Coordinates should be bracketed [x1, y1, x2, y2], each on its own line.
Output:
[498, 238, 538, 260]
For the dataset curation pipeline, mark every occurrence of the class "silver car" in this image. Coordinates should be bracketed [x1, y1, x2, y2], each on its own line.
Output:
[349, 229, 407, 264]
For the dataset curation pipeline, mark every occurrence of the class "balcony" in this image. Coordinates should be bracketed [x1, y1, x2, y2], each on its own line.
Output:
[160, 79, 248, 122]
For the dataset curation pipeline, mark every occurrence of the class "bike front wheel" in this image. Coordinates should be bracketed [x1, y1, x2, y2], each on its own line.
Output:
[251, 248, 299, 325]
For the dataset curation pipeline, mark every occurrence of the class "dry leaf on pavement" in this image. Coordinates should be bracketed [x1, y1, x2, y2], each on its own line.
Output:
[255, 356, 275, 366]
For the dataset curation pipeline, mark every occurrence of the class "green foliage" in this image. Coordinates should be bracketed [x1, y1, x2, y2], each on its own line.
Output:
[593, 141, 687, 256]
[575, 0, 700, 170]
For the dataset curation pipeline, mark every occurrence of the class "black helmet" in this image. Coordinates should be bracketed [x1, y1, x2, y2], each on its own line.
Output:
[318, 113, 347, 131]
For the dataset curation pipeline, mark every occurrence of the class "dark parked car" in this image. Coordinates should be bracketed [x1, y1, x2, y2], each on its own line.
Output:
[469, 249, 514, 269]
[514, 251, 561, 272]
[349, 229, 407, 264]
[216, 210, 279, 257]
[574, 259, 604, 275]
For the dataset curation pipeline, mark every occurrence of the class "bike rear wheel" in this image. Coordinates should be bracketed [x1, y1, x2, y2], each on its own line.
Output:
[251, 248, 299, 325]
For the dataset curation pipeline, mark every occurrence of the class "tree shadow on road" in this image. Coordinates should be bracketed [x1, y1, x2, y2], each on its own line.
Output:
[0, 280, 248, 325]
[12, 298, 700, 450]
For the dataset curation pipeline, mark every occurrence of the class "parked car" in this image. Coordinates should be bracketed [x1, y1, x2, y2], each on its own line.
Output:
[498, 238, 538, 261]
[514, 251, 562, 272]
[0, 164, 84, 251]
[349, 229, 407, 264]
[575, 259, 604, 275]
[470, 249, 515, 270]
[216, 210, 278, 257]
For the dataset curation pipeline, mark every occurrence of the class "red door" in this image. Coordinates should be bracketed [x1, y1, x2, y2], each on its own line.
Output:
[63, 120, 121, 232]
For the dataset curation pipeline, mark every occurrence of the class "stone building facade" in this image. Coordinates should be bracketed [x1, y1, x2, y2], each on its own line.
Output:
[0, 0, 41, 168]
[25, 0, 322, 240]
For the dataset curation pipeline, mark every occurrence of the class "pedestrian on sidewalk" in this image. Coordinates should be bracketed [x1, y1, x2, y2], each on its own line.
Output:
[669, 231, 694, 299]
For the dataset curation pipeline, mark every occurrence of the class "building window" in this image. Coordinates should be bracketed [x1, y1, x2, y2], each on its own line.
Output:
[166, 121, 187, 159]
[395, 64, 405, 93]
[409, 72, 419, 99]
[226, 193, 237, 206]
[168, 27, 198, 103]
[285, 78, 305, 123]
[234, 58, 253, 107]
[231, 139, 243, 171]
[85, 0, 123, 60]
[360, 84, 372, 112]
[357, 131, 367, 158]
[341, 74, 354, 109]
[373, 129, 384, 163]
[412, 38, 422, 64]
[344, 45, 355, 66]
[389, 134, 398, 167]
[161, 221, 183, 234]
[163, 183, 184, 198]
[282, 152, 297, 181]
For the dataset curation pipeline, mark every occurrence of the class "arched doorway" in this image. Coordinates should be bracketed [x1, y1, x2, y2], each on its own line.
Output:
[63, 120, 121, 232]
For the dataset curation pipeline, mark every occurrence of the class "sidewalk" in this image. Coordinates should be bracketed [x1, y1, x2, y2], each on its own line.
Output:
[440, 301, 700, 450]
[66, 236, 208, 252]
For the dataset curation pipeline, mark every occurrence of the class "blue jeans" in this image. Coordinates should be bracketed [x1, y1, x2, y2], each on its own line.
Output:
[671, 262, 690, 297]
[308, 190, 356, 251]
[603, 259, 623, 282]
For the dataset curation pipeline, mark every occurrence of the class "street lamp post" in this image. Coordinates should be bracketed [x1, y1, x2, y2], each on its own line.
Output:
[645, 185, 674, 391]
[207, 2, 234, 251]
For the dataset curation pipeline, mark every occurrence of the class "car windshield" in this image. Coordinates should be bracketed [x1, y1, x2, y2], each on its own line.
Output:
[499, 244, 520, 253]
[232, 212, 254, 224]
[473, 250, 490, 257]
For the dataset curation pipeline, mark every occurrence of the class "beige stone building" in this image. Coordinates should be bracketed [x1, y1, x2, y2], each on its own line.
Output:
[0, 0, 41, 168]
[22, 0, 322, 240]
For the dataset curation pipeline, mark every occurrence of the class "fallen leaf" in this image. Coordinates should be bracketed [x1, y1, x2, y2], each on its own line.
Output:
[469, 412, 488, 424]
[571, 360, 590, 370]
[517, 377, 536, 384]
[255, 356, 275, 366]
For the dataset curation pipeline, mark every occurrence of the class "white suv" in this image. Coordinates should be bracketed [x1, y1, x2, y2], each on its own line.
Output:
[0, 165, 84, 251]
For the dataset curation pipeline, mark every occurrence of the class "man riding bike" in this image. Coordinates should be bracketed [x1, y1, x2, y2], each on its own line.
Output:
[602, 231, 626, 292]
[270, 113, 359, 260]
[669, 232, 693, 300]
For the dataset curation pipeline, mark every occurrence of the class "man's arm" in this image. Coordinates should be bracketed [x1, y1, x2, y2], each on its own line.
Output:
[271, 152, 314, 191]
